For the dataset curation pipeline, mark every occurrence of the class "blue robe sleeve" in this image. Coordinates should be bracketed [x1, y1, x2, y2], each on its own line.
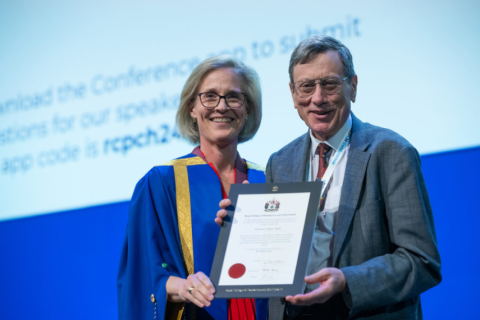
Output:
[117, 167, 186, 320]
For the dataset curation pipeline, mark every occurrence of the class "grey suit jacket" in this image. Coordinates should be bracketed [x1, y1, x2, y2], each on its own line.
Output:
[266, 114, 441, 320]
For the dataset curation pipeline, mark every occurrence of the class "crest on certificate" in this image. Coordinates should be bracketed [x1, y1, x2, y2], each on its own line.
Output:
[264, 198, 280, 212]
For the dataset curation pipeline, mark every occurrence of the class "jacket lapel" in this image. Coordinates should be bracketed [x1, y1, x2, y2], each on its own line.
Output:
[293, 132, 311, 182]
[332, 114, 370, 265]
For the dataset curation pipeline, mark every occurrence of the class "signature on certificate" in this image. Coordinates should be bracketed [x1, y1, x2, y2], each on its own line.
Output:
[263, 260, 287, 265]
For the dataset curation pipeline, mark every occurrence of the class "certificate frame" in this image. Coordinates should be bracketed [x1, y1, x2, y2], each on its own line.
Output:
[210, 182, 322, 298]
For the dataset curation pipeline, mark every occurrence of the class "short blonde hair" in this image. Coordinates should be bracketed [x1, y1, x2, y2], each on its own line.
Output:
[176, 55, 262, 144]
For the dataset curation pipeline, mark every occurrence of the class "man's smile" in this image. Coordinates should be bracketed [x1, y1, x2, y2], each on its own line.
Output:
[309, 109, 335, 120]
[310, 109, 334, 115]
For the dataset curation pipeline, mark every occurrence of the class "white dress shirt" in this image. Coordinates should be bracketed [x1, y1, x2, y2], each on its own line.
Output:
[305, 114, 352, 292]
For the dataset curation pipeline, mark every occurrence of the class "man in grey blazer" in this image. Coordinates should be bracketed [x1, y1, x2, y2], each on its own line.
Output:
[218, 36, 441, 319]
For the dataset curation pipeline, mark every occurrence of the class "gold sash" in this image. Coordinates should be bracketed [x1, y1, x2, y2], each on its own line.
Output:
[158, 157, 205, 320]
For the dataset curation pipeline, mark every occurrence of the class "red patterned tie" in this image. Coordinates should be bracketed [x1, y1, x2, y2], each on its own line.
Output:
[316, 143, 331, 206]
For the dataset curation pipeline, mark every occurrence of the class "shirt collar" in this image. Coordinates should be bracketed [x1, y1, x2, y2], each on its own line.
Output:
[191, 146, 248, 184]
[310, 113, 352, 158]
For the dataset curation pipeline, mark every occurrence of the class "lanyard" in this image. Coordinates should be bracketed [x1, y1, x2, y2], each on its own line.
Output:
[309, 128, 351, 199]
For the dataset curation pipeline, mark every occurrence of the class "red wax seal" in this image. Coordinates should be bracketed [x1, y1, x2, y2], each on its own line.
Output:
[228, 263, 246, 279]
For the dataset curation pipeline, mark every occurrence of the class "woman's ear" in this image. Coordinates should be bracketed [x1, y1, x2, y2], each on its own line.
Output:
[189, 100, 196, 119]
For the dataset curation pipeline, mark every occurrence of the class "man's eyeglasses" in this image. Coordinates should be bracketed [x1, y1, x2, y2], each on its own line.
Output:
[198, 92, 247, 109]
[293, 76, 348, 98]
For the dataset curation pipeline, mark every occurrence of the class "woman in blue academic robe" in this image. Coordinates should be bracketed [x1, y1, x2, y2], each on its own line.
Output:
[117, 56, 268, 320]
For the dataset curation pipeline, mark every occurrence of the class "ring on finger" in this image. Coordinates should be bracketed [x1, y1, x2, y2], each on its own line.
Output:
[188, 286, 195, 295]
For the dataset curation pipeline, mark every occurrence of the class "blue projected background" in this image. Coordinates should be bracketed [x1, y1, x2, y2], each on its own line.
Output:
[0, 0, 479, 319]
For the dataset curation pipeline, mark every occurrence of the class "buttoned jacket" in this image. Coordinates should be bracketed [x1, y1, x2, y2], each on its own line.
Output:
[266, 114, 441, 320]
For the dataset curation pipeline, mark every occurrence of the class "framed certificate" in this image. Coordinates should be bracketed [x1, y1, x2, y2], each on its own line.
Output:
[210, 182, 322, 298]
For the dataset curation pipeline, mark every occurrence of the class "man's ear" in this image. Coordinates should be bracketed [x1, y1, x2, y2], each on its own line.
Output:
[350, 75, 358, 103]
[289, 82, 296, 108]
[289, 82, 294, 93]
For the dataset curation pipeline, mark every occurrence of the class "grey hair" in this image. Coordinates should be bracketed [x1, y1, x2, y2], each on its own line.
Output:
[289, 35, 356, 83]
[176, 55, 262, 145]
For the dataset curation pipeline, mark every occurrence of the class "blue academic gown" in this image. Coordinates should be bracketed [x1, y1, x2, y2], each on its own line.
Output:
[117, 153, 268, 320]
